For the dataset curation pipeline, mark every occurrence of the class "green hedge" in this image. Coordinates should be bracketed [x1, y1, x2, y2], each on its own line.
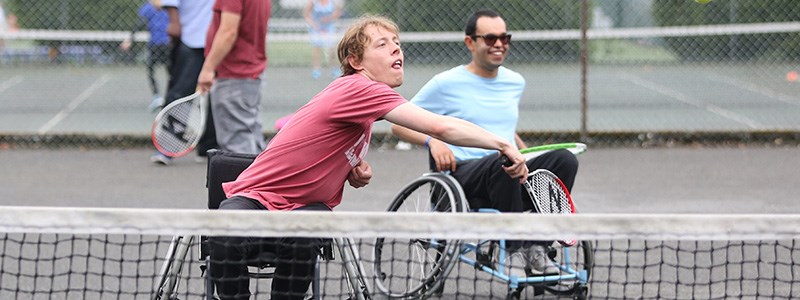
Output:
[6, 0, 141, 62]
[652, 0, 800, 61]
[7, 0, 138, 30]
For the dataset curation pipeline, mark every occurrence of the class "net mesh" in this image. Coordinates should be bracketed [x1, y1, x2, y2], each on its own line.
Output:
[1, 207, 799, 299]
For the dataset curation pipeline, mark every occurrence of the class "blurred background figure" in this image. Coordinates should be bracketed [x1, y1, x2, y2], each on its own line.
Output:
[152, 0, 218, 165]
[303, 0, 342, 79]
[119, 0, 171, 112]
[0, 0, 19, 51]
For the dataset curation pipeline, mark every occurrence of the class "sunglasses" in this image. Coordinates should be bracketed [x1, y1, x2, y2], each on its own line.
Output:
[471, 33, 512, 46]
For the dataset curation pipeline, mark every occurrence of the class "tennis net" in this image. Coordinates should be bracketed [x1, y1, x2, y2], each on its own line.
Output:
[1, 206, 799, 299]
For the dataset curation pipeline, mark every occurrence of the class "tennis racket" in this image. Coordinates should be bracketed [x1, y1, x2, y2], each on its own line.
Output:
[500, 142, 586, 246]
[151, 91, 207, 158]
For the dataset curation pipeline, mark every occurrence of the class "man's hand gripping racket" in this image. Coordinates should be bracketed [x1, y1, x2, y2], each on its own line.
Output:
[151, 91, 207, 158]
[501, 142, 587, 246]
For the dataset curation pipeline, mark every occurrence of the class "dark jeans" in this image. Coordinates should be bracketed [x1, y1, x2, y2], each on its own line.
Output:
[451, 149, 579, 250]
[145, 44, 171, 96]
[165, 42, 217, 157]
[209, 196, 328, 300]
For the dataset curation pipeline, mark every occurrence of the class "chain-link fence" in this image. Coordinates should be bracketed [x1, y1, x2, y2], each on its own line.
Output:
[1, 0, 799, 148]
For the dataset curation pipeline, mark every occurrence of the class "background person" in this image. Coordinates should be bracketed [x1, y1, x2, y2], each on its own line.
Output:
[119, 0, 171, 112]
[303, 0, 342, 79]
[196, 0, 271, 155]
[153, 0, 218, 165]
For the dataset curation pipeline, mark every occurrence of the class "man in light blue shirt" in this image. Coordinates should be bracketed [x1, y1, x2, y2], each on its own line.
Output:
[392, 8, 579, 276]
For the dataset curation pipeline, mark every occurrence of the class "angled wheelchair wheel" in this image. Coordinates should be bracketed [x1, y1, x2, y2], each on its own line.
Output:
[153, 235, 193, 300]
[373, 173, 466, 299]
[541, 240, 593, 297]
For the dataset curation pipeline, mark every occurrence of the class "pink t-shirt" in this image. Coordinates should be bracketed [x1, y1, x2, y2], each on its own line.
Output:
[206, 0, 271, 79]
[223, 75, 407, 210]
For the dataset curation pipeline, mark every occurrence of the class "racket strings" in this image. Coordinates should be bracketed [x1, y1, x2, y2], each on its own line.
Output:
[527, 172, 571, 214]
[153, 100, 203, 155]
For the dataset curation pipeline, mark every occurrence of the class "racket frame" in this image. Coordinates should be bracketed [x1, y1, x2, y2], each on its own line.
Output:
[150, 91, 207, 158]
[520, 142, 586, 160]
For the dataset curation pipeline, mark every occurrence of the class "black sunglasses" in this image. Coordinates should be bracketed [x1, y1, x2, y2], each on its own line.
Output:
[471, 33, 512, 46]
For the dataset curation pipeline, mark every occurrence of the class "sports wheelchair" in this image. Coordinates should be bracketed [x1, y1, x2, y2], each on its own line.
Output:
[371, 167, 593, 299]
[152, 150, 369, 300]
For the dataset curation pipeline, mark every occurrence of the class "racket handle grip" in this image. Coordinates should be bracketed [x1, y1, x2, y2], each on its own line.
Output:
[499, 155, 512, 167]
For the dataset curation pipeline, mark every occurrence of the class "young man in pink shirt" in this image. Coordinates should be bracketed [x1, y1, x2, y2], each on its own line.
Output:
[208, 15, 530, 300]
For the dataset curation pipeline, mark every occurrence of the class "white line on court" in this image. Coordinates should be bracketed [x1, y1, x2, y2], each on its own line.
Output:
[619, 73, 764, 129]
[704, 74, 800, 107]
[0, 75, 24, 94]
[38, 74, 111, 134]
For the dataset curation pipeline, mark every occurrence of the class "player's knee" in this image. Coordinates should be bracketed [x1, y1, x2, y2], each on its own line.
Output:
[554, 149, 579, 173]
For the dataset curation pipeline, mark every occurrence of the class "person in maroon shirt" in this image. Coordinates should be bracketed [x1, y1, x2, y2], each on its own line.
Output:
[197, 0, 271, 155]
[208, 15, 530, 300]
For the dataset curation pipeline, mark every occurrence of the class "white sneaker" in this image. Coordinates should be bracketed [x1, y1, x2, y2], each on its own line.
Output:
[148, 95, 164, 113]
[523, 245, 560, 275]
[503, 251, 530, 278]
[395, 141, 412, 151]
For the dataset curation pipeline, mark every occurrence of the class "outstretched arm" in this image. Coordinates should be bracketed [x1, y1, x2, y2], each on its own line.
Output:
[384, 103, 528, 182]
[392, 124, 457, 172]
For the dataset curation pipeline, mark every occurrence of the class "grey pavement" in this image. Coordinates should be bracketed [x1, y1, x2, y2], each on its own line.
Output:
[1, 146, 798, 214]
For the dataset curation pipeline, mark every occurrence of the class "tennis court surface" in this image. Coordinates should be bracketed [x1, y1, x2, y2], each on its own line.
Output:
[2, 145, 800, 298]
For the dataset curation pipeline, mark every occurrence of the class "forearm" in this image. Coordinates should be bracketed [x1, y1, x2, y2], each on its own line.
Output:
[434, 117, 513, 152]
[164, 7, 181, 39]
[385, 103, 512, 152]
[391, 124, 430, 146]
[201, 12, 240, 75]
[303, 4, 314, 24]
[201, 31, 236, 74]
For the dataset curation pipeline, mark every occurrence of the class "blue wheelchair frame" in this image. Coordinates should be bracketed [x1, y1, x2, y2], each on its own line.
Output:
[457, 208, 590, 292]
[418, 172, 592, 299]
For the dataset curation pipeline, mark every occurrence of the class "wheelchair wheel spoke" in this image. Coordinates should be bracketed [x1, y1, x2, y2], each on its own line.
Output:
[373, 173, 465, 298]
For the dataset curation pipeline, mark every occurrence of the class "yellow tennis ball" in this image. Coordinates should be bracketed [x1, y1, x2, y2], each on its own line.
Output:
[695, 0, 712, 4]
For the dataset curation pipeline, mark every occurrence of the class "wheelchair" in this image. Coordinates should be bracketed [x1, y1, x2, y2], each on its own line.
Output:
[371, 170, 593, 300]
[152, 149, 369, 300]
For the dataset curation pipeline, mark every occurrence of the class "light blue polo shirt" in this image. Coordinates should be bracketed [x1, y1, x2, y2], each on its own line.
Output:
[411, 65, 525, 161]
[160, 0, 213, 48]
